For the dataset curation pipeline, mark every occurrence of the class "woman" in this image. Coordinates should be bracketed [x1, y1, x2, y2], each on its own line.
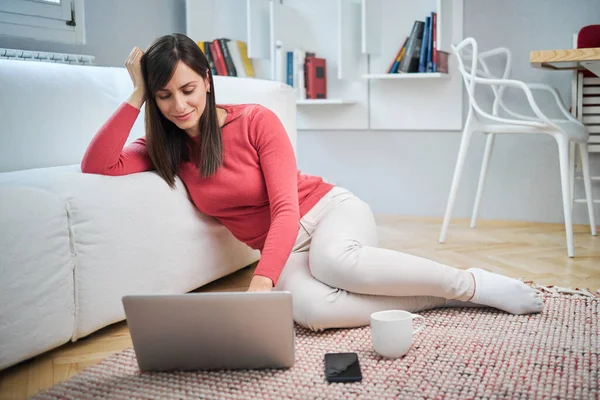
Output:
[82, 33, 543, 332]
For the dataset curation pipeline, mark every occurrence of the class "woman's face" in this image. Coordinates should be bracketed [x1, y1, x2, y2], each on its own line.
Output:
[155, 61, 209, 137]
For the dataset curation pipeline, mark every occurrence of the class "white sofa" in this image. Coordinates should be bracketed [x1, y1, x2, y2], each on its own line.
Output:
[0, 59, 297, 370]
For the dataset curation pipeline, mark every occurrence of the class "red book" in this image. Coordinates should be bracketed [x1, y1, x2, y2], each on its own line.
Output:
[305, 57, 327, 99]
[210, 40, 228, 76]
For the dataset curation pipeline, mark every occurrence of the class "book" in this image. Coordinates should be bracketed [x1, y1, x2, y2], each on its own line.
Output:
[236, 41, 254, 77]
[293, 49, 306, 99]
[285, 48, 316, 99]
[210, 40, 228, 76]
[426, 12, 435, 72]
[305, 57, 326, 99]
[226, 40, 246, 78]
[398, 20, 425, 73]
[218, 38, 236, 76]
[203, 41, 217, 76]
[436, 51, 449, 73]
[388, 37, 408, 73]
[198, 39, 254, 77]
[418, 16, 430, 72]
[388, 11, 441, 74]
[286, 51, 293, 86]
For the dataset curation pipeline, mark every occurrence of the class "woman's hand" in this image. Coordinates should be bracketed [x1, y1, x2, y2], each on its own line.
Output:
[125, 46, 146, 109]
[247, 275, 274, 292]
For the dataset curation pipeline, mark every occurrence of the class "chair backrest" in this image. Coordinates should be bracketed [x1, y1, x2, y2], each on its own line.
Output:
[453, 37, 539, 127]
[577, 24, 600, 78]
[453, 38, 494, 123]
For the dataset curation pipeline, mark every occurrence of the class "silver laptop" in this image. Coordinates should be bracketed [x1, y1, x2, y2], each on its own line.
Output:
[122, 291, 295, 372]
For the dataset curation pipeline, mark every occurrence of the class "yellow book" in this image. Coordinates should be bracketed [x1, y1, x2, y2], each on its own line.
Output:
[236, 41, 255, 78]
[197, 41, 205, 54]
[397, 47, 406, 63]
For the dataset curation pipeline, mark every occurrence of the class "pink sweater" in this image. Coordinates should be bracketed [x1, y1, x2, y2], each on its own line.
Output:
[81, 102, 334, 285]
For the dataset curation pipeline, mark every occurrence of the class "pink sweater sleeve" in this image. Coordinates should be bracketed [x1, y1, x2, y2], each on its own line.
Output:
[250, 106, 300, 285]
[81, 102, 153, 175]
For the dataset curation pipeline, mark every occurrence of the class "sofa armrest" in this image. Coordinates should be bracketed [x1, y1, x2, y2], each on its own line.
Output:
[0, 185, 75, 370]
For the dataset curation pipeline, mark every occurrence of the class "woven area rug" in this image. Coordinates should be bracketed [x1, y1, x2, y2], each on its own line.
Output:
[34, 286, 598, 400]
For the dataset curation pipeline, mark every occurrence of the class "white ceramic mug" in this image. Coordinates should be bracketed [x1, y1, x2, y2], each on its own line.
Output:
[370, 310, 426, 358]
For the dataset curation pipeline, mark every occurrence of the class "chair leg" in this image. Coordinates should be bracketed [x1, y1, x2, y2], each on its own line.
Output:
[439, 125, 474, 243]
[556, 137, 575, 257]
[569, 141, 576, 213]
[579, 143, 597, 236]
[471, 133, 495, 228]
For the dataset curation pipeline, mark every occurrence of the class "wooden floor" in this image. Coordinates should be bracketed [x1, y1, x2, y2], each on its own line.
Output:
[1, 216, 598, 400]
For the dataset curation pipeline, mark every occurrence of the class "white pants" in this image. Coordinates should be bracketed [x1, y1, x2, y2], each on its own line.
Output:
[274, 187, 475, 332]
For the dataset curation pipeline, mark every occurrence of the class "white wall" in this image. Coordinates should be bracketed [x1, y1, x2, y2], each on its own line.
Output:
[297, 0, 600, 225]
[1, 0, 597, 225]
[0, 0, 186, 66]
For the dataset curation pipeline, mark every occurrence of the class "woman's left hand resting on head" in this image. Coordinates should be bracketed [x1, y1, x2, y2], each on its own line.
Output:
[247, 275, 274, 292]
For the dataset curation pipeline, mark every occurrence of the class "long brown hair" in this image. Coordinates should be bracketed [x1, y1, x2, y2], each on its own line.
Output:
[140, 33, 222, 188]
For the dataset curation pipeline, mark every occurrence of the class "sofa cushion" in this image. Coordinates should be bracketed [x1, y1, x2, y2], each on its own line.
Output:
[0, 165, 260, 340]
[0, 185, 75, 370]
[0, 59, 296, 173]
[0, 60, 145, 173]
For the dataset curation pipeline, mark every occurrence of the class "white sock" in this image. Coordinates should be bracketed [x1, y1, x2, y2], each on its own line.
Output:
[466, 268, 543, 315]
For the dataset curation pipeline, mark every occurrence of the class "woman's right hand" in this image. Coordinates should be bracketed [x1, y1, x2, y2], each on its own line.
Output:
[125, 46, 146, 109]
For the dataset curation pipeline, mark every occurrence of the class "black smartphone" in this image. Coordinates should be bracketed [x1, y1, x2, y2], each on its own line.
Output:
[324, 352, 363, 383]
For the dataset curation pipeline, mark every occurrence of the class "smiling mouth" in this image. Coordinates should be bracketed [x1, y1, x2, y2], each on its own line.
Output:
[174, 111, 193, 121]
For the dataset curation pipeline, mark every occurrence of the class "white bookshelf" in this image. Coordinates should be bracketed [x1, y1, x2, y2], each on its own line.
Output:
[297, 99, 358, 105]
[363, 0, 464, 130]
[185, 0, 464, 131]
[186, 0, 272, 82]
[269, 0, 368, 129]
[362, 73, 450, 80]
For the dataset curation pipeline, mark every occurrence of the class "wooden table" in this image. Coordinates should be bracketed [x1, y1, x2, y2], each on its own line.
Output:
[530, 47, 600, 77]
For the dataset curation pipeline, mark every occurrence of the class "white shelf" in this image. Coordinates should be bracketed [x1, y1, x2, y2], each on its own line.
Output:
[574, 199, 600, 204]
[362, 72, 449, 80]
[186, 0, 464, 131]
[365, 0, 464, 130]
[296, 99, 357, 105]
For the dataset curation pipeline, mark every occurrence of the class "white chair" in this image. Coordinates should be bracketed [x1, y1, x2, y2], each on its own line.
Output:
[571, 70, 600, 210]
[439, 37, 596, 257]
[571, 26, 600, 212]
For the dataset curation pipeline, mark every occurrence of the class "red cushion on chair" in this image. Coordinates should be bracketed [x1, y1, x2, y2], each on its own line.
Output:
[577, 24, 600, 77]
